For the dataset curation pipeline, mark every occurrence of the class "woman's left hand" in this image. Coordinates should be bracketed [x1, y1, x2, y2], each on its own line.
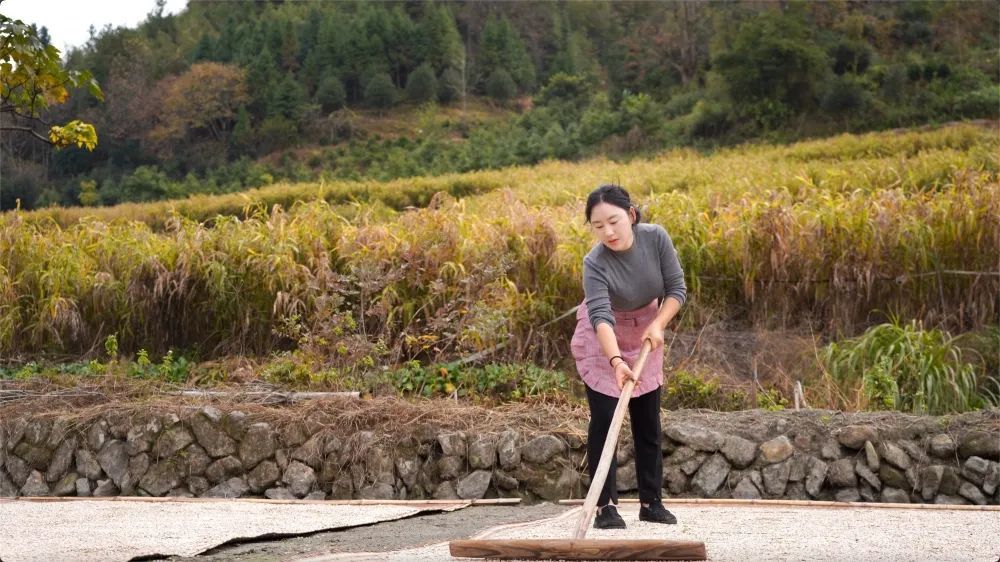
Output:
[641, 320, 665, 350]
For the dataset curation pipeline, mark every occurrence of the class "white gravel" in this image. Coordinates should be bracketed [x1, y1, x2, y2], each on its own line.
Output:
[0, 499, 466, 562]
[307, 502, 1000, 561]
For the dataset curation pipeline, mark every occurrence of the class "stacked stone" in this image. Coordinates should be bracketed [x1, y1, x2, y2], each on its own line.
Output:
[1, 410, 997, 505]
[656, 422, 998, 505]
[0, 409, 329, 500]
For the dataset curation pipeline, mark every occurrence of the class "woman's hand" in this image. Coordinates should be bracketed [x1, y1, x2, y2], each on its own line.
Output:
[641, 320, 666, 350]
[614, 359, 639, 391]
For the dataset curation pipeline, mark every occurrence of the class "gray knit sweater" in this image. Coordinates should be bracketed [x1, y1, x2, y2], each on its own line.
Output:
[582, 223, 687, 330]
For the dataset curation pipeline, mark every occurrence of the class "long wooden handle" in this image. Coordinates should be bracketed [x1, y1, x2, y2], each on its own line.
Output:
[572, 338, 653, 539]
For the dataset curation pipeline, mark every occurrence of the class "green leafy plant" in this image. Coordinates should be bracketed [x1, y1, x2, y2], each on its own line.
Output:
[756, 387, 788, 411]
[861, 354, 898, 409]
[126, 348, 190, 383]
[104, 334, 119, 360]
[822, 319, 989, 414]
[664, 370, 747, 411]
[388, 361, 566, 400]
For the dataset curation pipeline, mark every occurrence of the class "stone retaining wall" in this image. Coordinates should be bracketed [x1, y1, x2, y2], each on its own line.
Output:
[1, 408, 997, 505]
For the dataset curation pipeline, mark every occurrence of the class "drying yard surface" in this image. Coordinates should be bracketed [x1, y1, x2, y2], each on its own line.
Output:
[1, 498, 997, 562]
[0, 498, 467, 562]
[302, 501, 1000, 562]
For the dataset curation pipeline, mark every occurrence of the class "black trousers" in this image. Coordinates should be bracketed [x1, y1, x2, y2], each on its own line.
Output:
[586, 385, 663, 507]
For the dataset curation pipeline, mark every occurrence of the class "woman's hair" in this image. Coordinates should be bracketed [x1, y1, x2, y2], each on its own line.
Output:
[584, 184, 641, 224]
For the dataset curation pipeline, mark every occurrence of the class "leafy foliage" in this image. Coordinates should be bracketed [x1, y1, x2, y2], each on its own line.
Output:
[664, 370, 747, 411]
[713, 9, 828, 128]
[822, 320, 996, 414]
[0, 14, 102, 150]
[388, 361, 567, 400]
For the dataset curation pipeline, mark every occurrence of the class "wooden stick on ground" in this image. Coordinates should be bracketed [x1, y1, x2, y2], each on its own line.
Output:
[558, 497, 1000, 512]
[5, 496, 520, 506]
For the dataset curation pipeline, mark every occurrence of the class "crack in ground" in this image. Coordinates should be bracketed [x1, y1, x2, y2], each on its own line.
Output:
[161, 503, 571, 561]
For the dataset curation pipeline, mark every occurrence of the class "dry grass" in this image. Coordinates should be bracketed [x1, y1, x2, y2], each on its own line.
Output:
[1, 123, 996, 403]
[3, 376, 996, 452]
[0, 376, 589, 444]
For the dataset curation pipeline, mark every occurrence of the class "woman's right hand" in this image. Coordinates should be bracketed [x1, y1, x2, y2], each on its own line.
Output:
[614, 359, 637, 391]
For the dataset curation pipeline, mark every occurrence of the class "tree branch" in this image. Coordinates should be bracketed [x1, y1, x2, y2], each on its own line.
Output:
[0, 125, 53, 145]
[0, 106, 49, 125]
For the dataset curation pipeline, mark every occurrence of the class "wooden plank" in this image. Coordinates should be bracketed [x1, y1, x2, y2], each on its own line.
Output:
[449, 539, 707, 561]
[556, 498, 1000, 512]
[8, 496, 518, 507]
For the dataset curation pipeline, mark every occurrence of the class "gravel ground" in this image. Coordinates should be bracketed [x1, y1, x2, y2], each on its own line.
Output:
[3, 499, 996, 562]
[303, 502, 1000, 562]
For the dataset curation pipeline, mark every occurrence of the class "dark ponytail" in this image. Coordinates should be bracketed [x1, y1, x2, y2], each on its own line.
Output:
[584, 184, 641, 224]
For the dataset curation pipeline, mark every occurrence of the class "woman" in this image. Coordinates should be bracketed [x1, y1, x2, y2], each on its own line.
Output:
[570, 184, 686, 529]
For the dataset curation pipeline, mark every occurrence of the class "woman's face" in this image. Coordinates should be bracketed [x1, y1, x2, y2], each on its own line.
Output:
[589, 202, 634, 251]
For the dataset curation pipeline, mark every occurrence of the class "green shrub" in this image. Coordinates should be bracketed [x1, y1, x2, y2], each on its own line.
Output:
[438, 67, 464, 104]
[126, 349, 191, 383]
[257, 116, 299, 154]
[664, 370, 747, 411]
[315, 75, 347, 112]
[953, 86, 1000, 119]
[406, 64, 439, 104]
[389, 361, 567, 400]
[664, 91, 701, 119]
[261, 354, 313, 386]
[686, 99, 732, 138]
[756, 387, 788, 411]
[486, 69, 517, 104]
[364, 72, 397, 110]
[862, 355, 898, 409]
[822, 320, 990, 414]
[821, 74, 871, 114]
[116, 165, 174, 203]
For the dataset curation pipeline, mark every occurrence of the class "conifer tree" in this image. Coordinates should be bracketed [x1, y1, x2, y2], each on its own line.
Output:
[417, 3, 464, 72]
[364, 72, 397, 112]
[406, 63, 438, 104]
[315, 73, 347, 112]
[438, 66, 463, 104]
[478, 15, 535, 93]
[486, 68, 516, 104]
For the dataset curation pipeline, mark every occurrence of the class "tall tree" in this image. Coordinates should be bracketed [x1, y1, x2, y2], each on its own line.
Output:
[315, 72, 347, 113]
[364, 71, 397, 113]
[268, 72, 307, 122]
[713, 9, 828, 125]
[417, 3, 464, 73]
[384, 5, 416, 88]
[244, 46, 279, 118]
[655, 2, 711, 88]
[148, 62, 248, 148]
[478, 15, 535, 93]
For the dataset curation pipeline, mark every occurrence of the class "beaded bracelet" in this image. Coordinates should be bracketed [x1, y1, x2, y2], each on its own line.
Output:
[609, 355, 624, 368]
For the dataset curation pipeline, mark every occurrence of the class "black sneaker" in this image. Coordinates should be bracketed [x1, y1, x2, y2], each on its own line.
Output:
[593, 505, 627, 529]
[639, 500, 678, 524]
